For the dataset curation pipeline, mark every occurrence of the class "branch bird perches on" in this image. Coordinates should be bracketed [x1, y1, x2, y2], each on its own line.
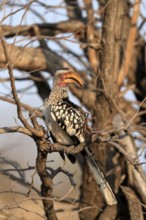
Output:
[43, 68, 117, 206]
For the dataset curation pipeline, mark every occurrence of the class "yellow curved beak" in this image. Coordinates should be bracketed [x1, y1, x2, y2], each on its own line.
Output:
[63, 71, 83, 87]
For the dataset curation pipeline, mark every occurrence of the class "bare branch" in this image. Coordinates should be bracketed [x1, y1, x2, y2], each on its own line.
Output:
[0, 126, 32, 136]
[118, 0, 140, 86]
[35, 138, 58, 220]
[0, 95, 43, 118]
[109, 140, 146, 184]
[0, 36, 44, 138]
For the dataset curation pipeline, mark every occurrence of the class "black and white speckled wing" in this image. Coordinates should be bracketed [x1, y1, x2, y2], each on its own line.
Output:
[50, 99, 90, 144]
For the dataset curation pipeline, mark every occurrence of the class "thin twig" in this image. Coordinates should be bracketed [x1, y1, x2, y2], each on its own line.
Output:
[125, 97, 146, 129]
[109, 140, 146, 184]
[0, 95, 42, 117]
[0, 36, 44, 137]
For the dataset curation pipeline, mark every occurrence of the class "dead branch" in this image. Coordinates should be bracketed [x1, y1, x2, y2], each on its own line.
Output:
[121, 186, 145, 219]
[118, 0, 140, 86]
[0, 36, 44, 138]
[40, 131, 146, 186]
[109, 140, 146, 184]
[1, 20, 85, 38]
[0, 95, 42, 118]
[48, 166, 76, 187]
[0, 0, 35, 24]
[0, 42, 47, 71]
[0, 126, 32, 136]
[84, 0, 98, 72]
[35, 138, 58, 220]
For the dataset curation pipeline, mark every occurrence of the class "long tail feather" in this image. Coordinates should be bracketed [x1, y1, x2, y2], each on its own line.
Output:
[84, 147, 117, 206]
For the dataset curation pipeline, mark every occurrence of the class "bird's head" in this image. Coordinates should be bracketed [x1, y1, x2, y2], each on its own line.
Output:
[53, 68, 83, 88]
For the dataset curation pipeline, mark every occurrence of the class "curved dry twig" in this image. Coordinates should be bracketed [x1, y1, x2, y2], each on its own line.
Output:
[0, 36, 44, 138]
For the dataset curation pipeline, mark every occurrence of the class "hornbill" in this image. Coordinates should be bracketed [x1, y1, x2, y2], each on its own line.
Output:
[43, 68, 117, 206]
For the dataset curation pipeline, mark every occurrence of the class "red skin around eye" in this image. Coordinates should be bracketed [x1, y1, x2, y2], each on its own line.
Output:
[57, 81, 67, 87]
[57, 74, 67, 87]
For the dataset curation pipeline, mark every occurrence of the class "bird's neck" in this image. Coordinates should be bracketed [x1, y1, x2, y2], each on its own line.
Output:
[48, 85, 69, 105]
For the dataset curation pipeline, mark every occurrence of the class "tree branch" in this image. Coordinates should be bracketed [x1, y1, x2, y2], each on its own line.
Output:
[118, 0, 140, 86]
[0, 36, 44, 138]
[0, 95, 42, 117]
[0, 126, 32, 136]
